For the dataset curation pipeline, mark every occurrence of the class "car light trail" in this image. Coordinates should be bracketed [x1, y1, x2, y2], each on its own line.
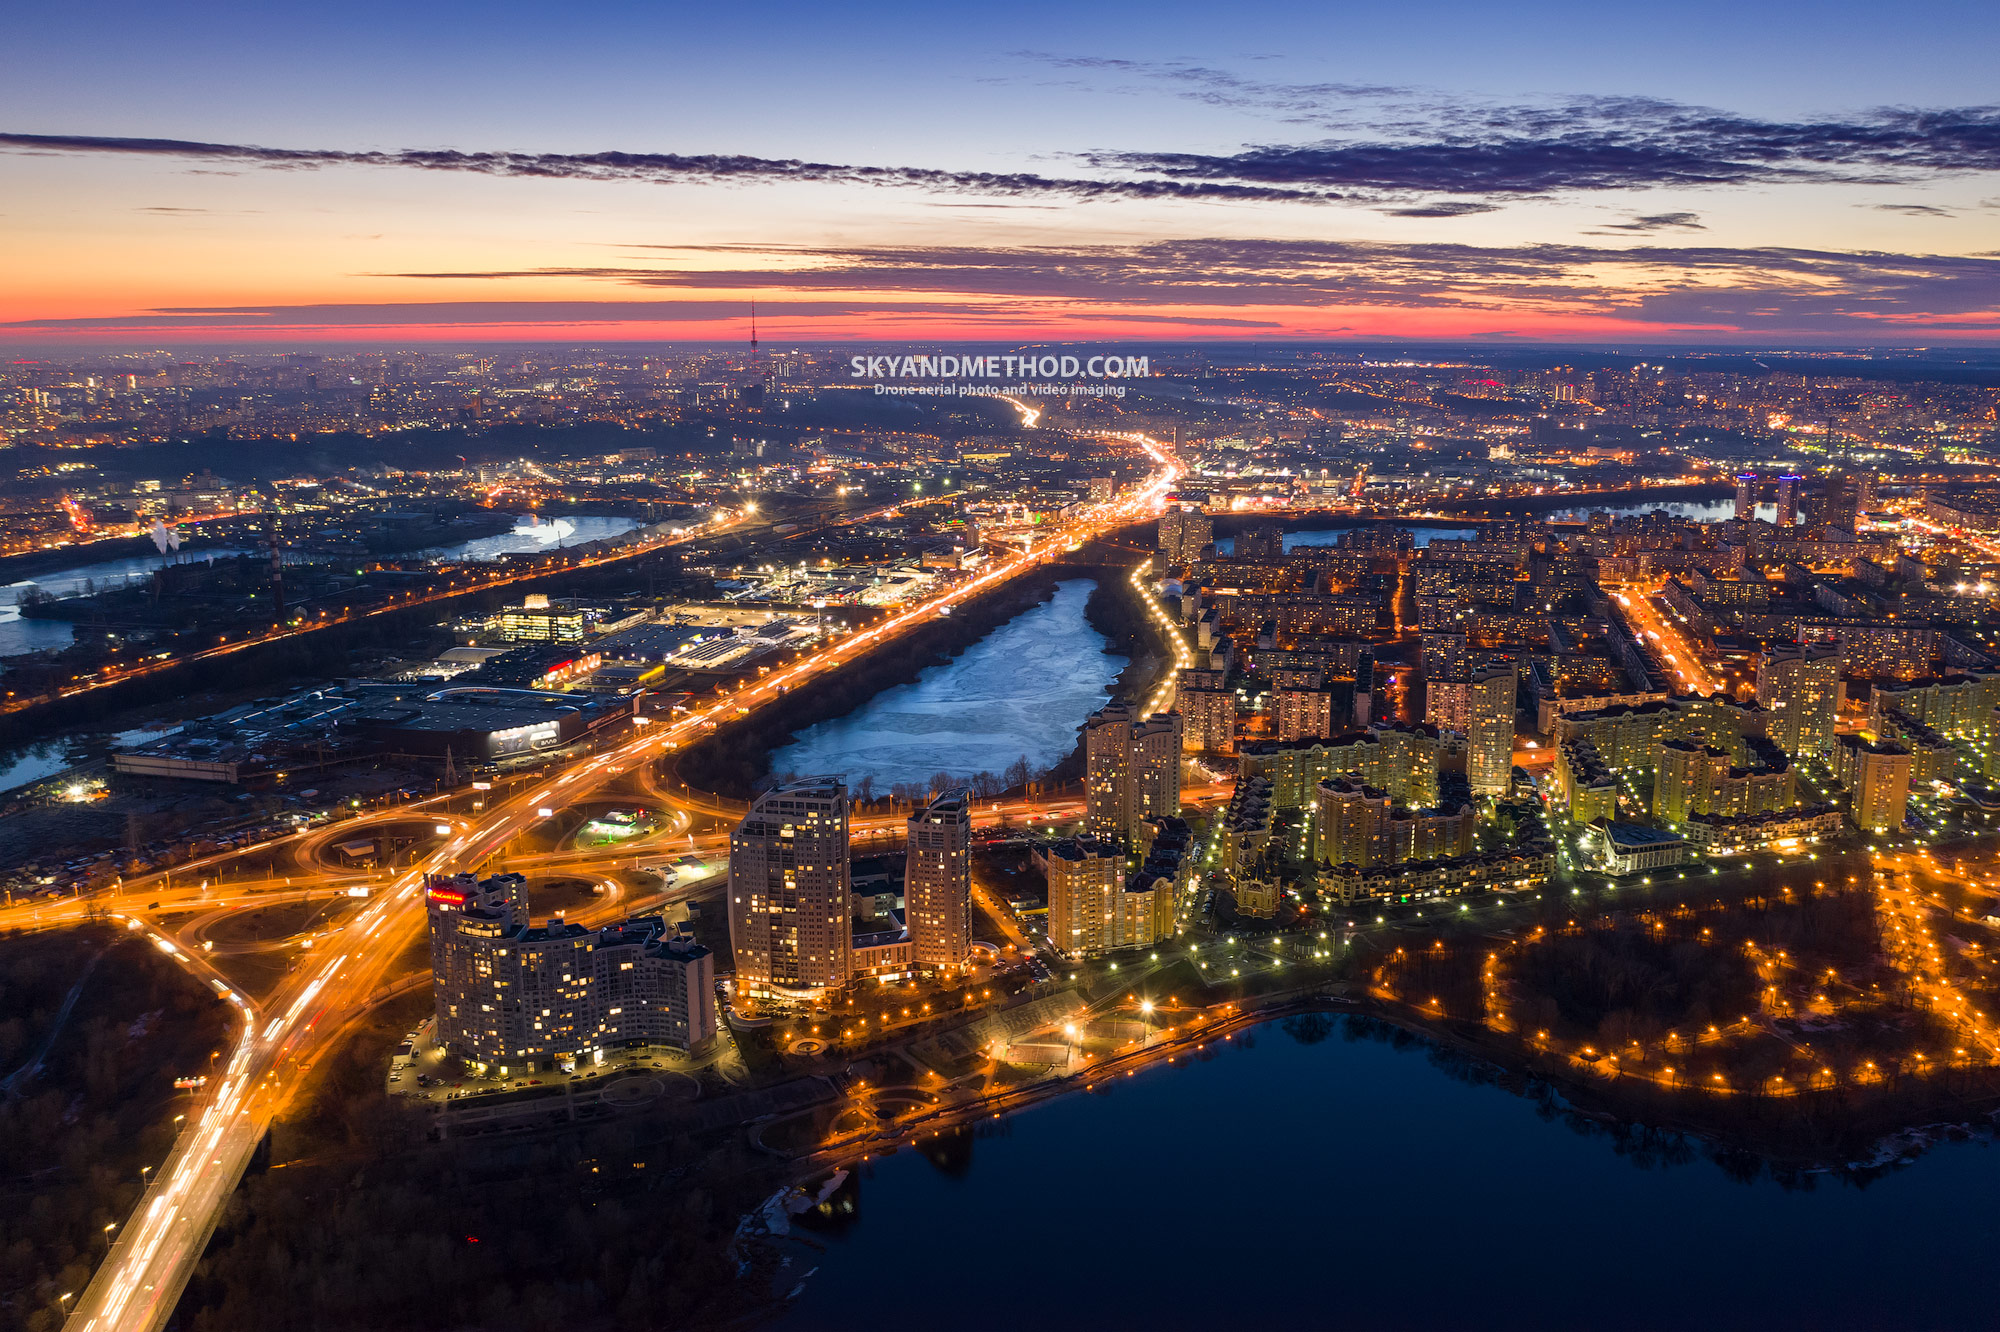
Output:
[65, 437, 1182, 1332]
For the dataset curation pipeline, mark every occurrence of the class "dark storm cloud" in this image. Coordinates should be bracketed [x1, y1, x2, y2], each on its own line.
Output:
[0, 300, 994, 330]
[1090, 101, 2000, 196]
[0, 132, 1326, 203]
[1015, 53, 1411, 113]
[1380, 201, 1502, 217]
[1084, 313, 1284, 326]
[1598, 212, 1706, 232]
[360, 236, 2000, 335]
[9, 234, 1996, 336]
[12, 94, 2000, 209]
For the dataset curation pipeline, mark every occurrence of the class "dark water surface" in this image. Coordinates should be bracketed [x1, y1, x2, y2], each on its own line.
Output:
[775, 1020, 1999, 1331]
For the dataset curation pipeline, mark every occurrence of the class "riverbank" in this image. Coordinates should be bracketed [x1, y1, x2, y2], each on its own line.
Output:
[0, 532, 692, 748]
[764, 988, 2000, 1332]
[1361, 994, 2000, 1177]
[0, 533, 244, 587]
[669, 541, 1181, 802]
[768, 971, 2000, 1203]
[669, 569, 1071, 799]
[1200, 482, 1735, 542]
[1035, 560, 1182, 787]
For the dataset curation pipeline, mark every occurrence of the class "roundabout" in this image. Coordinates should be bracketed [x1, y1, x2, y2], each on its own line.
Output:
[600, 1076, 664, 1108]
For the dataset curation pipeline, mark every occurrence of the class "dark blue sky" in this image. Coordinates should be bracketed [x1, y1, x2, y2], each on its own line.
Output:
[4, 1, 1999, 343]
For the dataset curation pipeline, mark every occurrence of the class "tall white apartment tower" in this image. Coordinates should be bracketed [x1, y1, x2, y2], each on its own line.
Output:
[1085, 702, 1136, 839]
[906, 789, 973, 974]
[1086, 701, 1182, 841]
[1132, 711, 1184, 827]
[1466, 667, 1518, 797]
[728, 777, 852, 1001]
[1757, 647, 1842, 758]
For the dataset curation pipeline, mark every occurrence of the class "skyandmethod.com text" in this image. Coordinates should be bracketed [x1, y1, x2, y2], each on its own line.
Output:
[850, 353, 1150, 380]
[873, 382, 1128, 398]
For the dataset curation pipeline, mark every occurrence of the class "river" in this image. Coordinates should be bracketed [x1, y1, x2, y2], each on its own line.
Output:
[1544, 498, 1762, 524]
[416, 513, 641, 561]
[775, 1017, 2000, 1331]
[1214, 503, 1767, 559]
[0, 515, 642, 659]
[0, 548, 252, 659]
[1216, 523, 1477, 555]
[768, 578, 1125, 794]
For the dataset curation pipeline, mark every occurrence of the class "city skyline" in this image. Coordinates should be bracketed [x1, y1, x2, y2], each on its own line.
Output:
[15, 10, 2000, 1329]
[9, 345, 2000, 1328]
[7, 0, 2000, 345]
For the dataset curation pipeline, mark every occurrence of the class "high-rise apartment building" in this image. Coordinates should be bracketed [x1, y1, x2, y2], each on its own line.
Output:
[1776, 474, 1802, 528]
[1308, 773, 1474, 868]
[1370, 720, 1442, 808]
[1085, 702, 1135, 838]
[1421, 632, 1471, 680]
[1177, 667, 1236, 754]
[1043, 835, 1128, 959]
[1157, 506, 1213, 563]
[1215, 776, 1275, 879]
[1236, 522, 1284, 559]
[1312, 777, 1395, 867]
[1133, 711, 1183, 828]
[1425, 677, 1471, 732]
[1654, 738, 1732, 824]
[592, 920, 717, 1053]
[427, 872, 714, 1072]
[1834, 735, 1912, 832]
[427, 869, 529, 990]
[1041, 833, 1176, 959]
[1734, 472, 1757, 521]
[1755, 647, 1841, 758]
[1809, 468, 1871, 533]
[728, 777, 852, 1001]
[905, 789, 972, 975]
[1466, 667, 1517, 796]
[1275, 680, 1336, 742]
[1085, 702, 1182, 841]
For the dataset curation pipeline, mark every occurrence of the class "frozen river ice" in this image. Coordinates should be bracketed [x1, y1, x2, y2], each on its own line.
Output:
[768, 578, 1124, 794]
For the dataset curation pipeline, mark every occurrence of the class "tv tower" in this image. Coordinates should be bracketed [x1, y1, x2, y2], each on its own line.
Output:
[743, 300, 767, 412]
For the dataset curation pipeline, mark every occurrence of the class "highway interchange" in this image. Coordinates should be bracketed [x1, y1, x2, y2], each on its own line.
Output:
[26, 438, 1181, 1332]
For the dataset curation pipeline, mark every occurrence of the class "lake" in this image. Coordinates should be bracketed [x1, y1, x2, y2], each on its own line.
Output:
[776, 1017, 2000, 1331]
[768, 578, 1125, 794]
